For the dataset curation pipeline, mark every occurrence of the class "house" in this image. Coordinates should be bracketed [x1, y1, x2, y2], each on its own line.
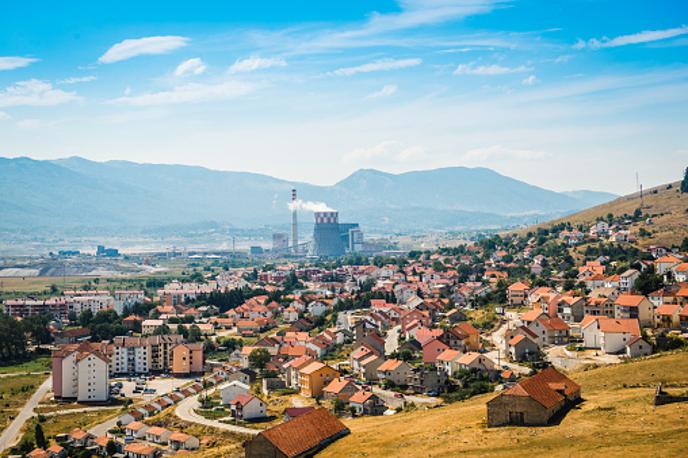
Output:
[655, 303, 682, 329]
[244, 408, 349, 458]
[408, 366, 448, 394]
[456, 352, 496, 373]
[145, 426, 172, 444]
[28, 449, 49, 458]
[487, 367, 581, 427]
[141, 319, 164, 335]
[220, 380, 251, 405]
[422, 337, 450, 364]
[377, 359, 414, 386]
[348, 390, 386, 416]
[284, 355, 314, 389]
[168, 432, 200, 451]
[581, 316, 641, 354]
[68, 428, 94, 447]
[171, 342, 204, 375]
[124, 443, 158, 458]
[118, 409, 144, 426]
[446, 322, 481, 351]
[358, 354, 385, 382]
[299, 361, 339, 398]
[626, 336, 653, 358]
[229, 394, 267, 420]
[284, 406, 315, 421]
[527, 315, 570, 346]
[435, 349, 463, 376]
[125, 421, 149, 438]
[614, 294, 654, 327]
[46, 444, 66, 458]
[322, 378, 359, 401]
[507, 282, 530, 306]
[655, 255, 682, 274]
[507, 333, 540, 362]
[619, 269, 640, 292]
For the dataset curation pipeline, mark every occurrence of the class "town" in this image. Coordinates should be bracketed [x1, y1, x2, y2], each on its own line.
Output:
[1, 202, 688, 457]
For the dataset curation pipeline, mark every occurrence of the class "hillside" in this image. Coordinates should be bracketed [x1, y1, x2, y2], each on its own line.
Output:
[0, 157, 616, 233]
[320, 352, 688, 457]
[514, 181, 688, 247]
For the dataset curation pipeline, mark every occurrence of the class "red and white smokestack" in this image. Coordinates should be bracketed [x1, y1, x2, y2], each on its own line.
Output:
[291, 189, 298, 253]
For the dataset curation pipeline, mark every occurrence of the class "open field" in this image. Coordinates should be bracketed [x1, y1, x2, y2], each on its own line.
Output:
[511, 181, 688, 248]
[0, 357, 51, 375]
[0, 374, 49, 432]
[320, 351, 688, 457]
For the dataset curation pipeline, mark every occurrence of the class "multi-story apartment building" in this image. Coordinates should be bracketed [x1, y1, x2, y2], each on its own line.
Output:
[3, 298, 69, 320]
[114, 290, 145, 314]
[52, 342, 110, 402]
[110, 335, 202, 375]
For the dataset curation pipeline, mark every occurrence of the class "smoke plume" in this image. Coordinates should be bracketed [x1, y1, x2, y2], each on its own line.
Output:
[288, 199, 335, 212]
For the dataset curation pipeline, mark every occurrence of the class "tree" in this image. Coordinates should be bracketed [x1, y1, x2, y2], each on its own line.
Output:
[79, 309, 94, 327]
[0, 313, 28, 361]
[67, 311, 78, 323]
[248, 348, 271, 371]
[634, 265, 664, 296]
[681, 237, 688, 252]
[176, 324, 189, 339]
[188, 325, 202, 343]
[106, 439, 118, 456]
[152, 324, 171, 335]
[34, 422, 46, 449]
[682, 166, 688, 193]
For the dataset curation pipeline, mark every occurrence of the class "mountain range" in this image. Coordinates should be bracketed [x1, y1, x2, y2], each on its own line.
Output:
[0, 156, 617, 233]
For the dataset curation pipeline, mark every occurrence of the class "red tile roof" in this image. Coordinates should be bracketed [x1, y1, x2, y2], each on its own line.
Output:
[503, 367, 580, 409]
[257, 408, 349, 457]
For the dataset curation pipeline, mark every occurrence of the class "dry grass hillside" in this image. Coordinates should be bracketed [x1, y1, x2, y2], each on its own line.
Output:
[319, 351, 688, 458]
[512, 181, 688, 248]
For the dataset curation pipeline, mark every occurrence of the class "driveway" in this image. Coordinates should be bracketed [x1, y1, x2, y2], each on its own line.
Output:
[545, 346, 622, 371]
[175, 388, 259, 435]
[0, 377, 51, 453]
[371, 386, 439, 409]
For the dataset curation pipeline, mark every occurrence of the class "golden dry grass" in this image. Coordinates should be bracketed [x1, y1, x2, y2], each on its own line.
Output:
[511, 181, 688, 248]
[319, 351, 688, 458]
[0, 374, 48, 431]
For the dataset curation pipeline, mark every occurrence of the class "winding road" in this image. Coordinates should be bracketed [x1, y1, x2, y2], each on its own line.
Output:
[0, 377, 52, 453]
[174, 388, 259, 435]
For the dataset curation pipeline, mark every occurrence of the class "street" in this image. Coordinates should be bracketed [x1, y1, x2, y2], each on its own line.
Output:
[0, 377, 51, 453]
[174, 386, 259, 435]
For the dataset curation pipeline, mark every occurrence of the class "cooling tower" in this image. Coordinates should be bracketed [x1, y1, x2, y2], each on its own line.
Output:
[313, 211, 345, 257]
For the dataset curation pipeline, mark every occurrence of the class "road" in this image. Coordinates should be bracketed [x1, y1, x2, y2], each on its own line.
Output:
[175, 388, 259, 435]
[88, 416, 120, 438]
[0, 377, 52, 453]
[484, 313, 531, 376]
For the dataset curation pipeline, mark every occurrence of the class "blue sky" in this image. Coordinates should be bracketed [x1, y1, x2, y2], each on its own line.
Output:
[1, 0, 687, 194]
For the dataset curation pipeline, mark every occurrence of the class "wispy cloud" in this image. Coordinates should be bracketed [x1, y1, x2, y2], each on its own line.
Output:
[108, 81, 255, 106]
[574, 25, 688, 49]
[0, 111, 10, 121]
[366, 84, 398, 99]
[0, 56, 40, 71]
[0, 79, 80, 108]
[174, 58, 207, 76]
[332, 58, 421, 76]
[58, 76, 97, 84]
[99, 36, 189, 64]
[228, 56, 287, 74]
[521, 74, 538, 86]
[453, 63, 531, 75]
[345, 140, 426, 163]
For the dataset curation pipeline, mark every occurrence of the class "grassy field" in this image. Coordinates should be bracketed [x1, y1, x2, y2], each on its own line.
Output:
[0, 356, 52, 375]
[511, 180, 688, 248]
[0, 374, 49, 432]
[320, 351, 688, 457]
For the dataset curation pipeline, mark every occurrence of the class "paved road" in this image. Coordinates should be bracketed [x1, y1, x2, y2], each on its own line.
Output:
[485, 314, 531, 376]
[175, 389, 259, 435]
[88, 416, 120, 438]
[0, 377, 52, 453]
[39, 405, 121, 417]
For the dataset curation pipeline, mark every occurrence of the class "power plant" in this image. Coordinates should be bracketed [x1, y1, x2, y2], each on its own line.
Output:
[312, 211, 346, 257]
[291, 188, 298, 254]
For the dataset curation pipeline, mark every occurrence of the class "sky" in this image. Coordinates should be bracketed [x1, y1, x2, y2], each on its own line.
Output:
[1, 0, 687, 195]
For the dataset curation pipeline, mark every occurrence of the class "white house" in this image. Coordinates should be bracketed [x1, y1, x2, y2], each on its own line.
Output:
[307, 301, 329, 317]
[220, 380, 250, 405]
[581, 316, 640, 354]
[229, 394, 267, 420]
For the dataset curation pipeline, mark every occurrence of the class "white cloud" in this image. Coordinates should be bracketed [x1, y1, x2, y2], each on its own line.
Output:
[108, 80, 255, 106]
[0, 79, 81, 108]
[332, 58, 421, 76]
[59, 76, 97, 84]
[0, 56, 39, 71]
[345, 140, 426, 163]
[227, 56, 286, 74]
[522, 75, 538, 86]
[366, 84, 398, 99]
[99, 36, 189, 64]
[0, 111, 10, 120]
[463, 145, 549, 162]
[453, 63, 531, 75]
[575, 25, 688, 49]
[15, 118, 45, 129]
[174, 58, 207, 77]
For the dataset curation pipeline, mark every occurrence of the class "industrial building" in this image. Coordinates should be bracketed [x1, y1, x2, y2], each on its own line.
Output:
[272, 232, 289, 252]
[312, 211, 363, 257]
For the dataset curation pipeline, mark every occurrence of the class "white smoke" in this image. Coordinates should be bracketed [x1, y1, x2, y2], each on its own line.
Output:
[288, 199, 335, 212]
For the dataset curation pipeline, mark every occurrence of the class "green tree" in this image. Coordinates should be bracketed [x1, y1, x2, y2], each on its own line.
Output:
[106, 439, 118, 456]
[34, 422, 46, 449]
[152, 324, 171, 335]
[0, 313, 28, 361]
[67, 311, 78, 323]
[681, 166, 688, 193]
[79, 309, 94, 327]
[176, 324, 189, 339]
[681, 237, 688, 252]
[634, 266, 664, 295]
[248, 348, 271, 371]
[187, 325, 202, 343]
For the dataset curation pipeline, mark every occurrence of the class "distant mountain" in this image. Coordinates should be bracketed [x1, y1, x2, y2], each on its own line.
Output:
[0, 156, 617, 233]
[561, 190, 619, 208]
